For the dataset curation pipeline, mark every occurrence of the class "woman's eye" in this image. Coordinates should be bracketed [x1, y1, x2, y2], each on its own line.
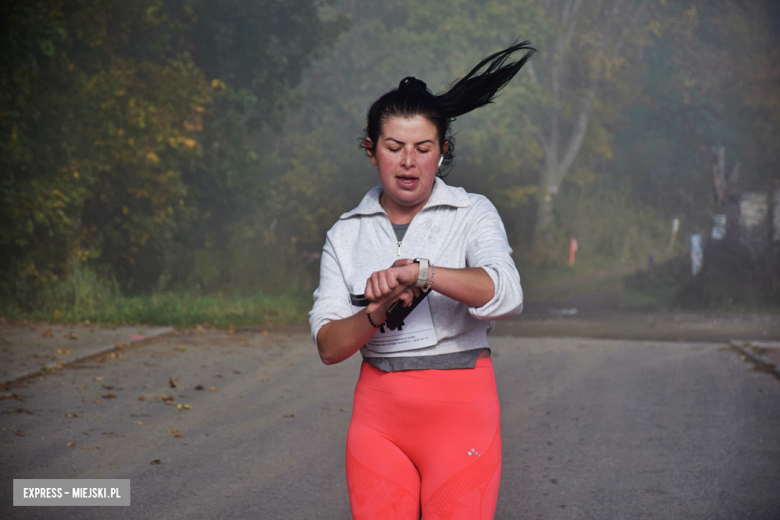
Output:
[417, 149, 429, 154]
[389, 148, 401, 152]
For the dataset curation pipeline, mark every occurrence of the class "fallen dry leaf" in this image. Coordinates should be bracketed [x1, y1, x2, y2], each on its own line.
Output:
[82, 446, 99, 450]
[258, 377, 270, 382]
[262, 330, 269, 334]
[174, 433, 184, 438]
[177, 404, 192, 410]
[93, 399, 102, 404]
[209, 387, 219, 392]
[283, 414, 295, 418]
[169, 376, 178, 388]
[228, 325, 235, 334]
[174, 346, 186, 351]
[3, 408, 33, 414]
[138, 396, 146, 401]
[167, 429, 179, 434]
[233, 370, 241, 374]
[0, 393, 24, 401]
[66, 412, 79, 418]
[41, 332, 54, 338]
[150, 459, 161, 465]
[102, 393, 117, 399]
[94, 376, 104, 382]
[154, 395, 175, 404]
[194, 385, 204, 391]
[15, 430, 26, 437]
[57, 349, 71, 354]
[132, 421, 144, 425]
[66, 333, 78, 340]
[66, 442, 75, 447]
[102, 384, 118, 390]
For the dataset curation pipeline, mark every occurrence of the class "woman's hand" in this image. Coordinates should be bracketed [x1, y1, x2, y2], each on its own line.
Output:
[316, 260, 419, 366]
[364, 259, 420, 312]
[317, 260, 496, 366]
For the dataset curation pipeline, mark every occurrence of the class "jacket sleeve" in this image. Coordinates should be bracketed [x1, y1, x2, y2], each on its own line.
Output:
[464, 199, 523, 320]
[308, 233, 355, 346]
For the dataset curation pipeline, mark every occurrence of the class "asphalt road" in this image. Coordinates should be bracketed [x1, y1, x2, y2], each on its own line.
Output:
[2, 329, 779, 519]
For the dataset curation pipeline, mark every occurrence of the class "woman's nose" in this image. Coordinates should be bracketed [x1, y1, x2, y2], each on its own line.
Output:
[401, 150, 414, 167]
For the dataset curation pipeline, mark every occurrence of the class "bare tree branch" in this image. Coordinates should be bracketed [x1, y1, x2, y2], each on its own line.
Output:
[525, 60, 539, 85]
[562, 0, 583, 25]
[557, 94, 593, 181]
[613, 0, 651, 57]
[524, 114, 548, 151]
[728, 160, 741, 186]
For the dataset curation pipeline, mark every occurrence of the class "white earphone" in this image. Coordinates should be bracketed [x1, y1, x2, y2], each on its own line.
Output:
[438, 155, 444, 168]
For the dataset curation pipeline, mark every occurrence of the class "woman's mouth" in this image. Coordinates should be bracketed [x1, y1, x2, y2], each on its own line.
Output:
[395, 175, 419, 189]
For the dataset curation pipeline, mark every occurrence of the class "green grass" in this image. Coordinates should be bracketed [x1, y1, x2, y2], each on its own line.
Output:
[0, 261, 312, 328]
[2, 291, 311, 328]
[622, 248, 780, 313]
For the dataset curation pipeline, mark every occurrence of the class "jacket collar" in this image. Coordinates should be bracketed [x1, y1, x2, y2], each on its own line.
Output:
[340, 177, 470, 220]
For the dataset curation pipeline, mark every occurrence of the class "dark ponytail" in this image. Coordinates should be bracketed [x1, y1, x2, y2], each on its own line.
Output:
[360, 39, 535, 177]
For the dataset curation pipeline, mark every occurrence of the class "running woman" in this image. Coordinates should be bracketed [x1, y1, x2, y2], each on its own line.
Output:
[309, 40, 534, 520]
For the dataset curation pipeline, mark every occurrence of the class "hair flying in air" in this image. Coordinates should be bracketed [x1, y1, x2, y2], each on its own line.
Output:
[360, 39, 536, 177]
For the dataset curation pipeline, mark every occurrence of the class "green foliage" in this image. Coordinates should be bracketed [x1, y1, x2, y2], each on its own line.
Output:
[1, 260, 309, 326]
[513, 185, 671, 271]
[624, 244, 780, 311]
[612, 0, 780, 225]
[1, 0, 212, 296]
[622, 255, 689, 309]
[1, 0, 348, 305]
[3, 0, 779, 320]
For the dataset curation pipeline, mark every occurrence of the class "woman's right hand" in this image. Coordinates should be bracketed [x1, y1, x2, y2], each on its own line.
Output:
[364, 259, 420, 314]
[317, 260, 419, 366]
[365, 286, 417, 320]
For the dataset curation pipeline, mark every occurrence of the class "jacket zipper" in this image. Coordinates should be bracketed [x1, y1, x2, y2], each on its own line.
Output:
[385, 214, 415, 256]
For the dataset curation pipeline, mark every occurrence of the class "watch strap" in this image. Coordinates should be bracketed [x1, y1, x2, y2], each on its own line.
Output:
[414, 258, 429, 288]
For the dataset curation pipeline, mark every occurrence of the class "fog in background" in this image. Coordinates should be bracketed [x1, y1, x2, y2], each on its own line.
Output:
[2, 0, 779, 320]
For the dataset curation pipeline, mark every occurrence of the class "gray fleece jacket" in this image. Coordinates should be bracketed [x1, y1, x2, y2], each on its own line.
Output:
[309, 177, 523, 358]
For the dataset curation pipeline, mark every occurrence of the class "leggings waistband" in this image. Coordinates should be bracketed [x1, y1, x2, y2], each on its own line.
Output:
[357, 357, 497, 402]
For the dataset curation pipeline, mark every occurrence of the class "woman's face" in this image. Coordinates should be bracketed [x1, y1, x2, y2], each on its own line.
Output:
[366, 115, 448, 222]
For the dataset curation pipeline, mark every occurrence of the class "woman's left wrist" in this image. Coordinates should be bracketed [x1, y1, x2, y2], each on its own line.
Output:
[424, 263, 435, 291]
[413, 258, 430, 288]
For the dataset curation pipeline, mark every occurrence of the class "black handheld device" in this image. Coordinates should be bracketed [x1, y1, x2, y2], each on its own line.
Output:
[349, 290, 429, 331]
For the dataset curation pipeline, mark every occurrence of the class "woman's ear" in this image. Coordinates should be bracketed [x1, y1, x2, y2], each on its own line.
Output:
[442, 141, 450, 155]
[364, 138, 377, 166]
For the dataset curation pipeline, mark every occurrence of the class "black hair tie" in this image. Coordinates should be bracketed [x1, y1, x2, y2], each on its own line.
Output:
[399, 76, 427, 91]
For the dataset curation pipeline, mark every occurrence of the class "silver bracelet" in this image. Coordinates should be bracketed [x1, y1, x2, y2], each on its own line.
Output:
[424, 264, 435, 292]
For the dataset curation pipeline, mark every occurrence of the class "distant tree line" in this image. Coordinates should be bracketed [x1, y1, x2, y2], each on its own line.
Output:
[1, 0, 347, 303]
[2, 0, 777, 307]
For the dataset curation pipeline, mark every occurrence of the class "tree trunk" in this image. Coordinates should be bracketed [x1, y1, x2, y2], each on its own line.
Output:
[534, 162, 560, 242]
[528, 0, 651, 243]
[535, 190, 556, 242]
[533, 97, 591, 241]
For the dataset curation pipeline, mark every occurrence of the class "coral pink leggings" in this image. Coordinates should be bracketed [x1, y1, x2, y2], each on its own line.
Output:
[346, 358, 501, 520]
